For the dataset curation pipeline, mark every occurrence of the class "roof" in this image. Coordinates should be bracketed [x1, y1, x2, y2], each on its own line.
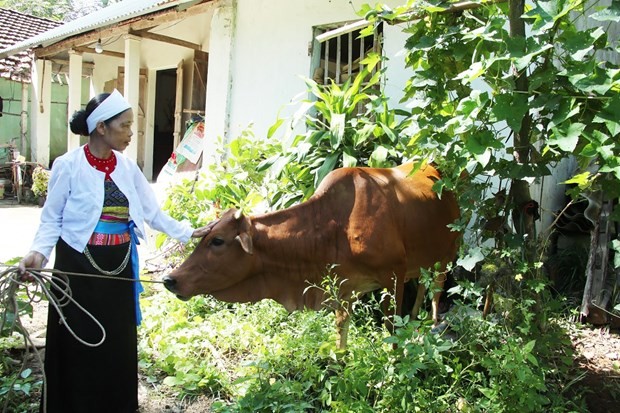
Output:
[0, 0, 205, 60]
[0, 8, 61, 82]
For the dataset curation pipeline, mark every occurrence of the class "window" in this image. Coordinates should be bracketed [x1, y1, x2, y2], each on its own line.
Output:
[311, 22, 383, 86]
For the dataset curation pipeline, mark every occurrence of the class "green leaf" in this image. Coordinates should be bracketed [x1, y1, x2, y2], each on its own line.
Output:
[513, 42, 553, 71]
[315, 153, 340, 187]
[523, 340, 536, 354]
[549, 98, 581, 130]
[369, 145, 389, 166]
[593, 94, 620, 137]
[267, 118, 284, 139]
[361, 52, 381, 73]
[457, 247, 485, 272]
[525, 0, 577, 32]
[492, 93, 529, 133]
[163, 376, 182, 386]
[600, 165, 620, 180]
[456, 61, 485, 84]
[549, 122, 585, 152]
[379, 122, 398, 143]
[563, 27, 604, 61]
[342, 150, 357, 167]
[329, 113, 346, 147]
[567, 65, 613, 94]
[563, 171, 592, 189]
[591, 1, 620, 22]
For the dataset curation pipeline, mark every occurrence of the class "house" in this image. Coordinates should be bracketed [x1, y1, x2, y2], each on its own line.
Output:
[0, 0, 412, 182]
[0, 0, 611, 226]
[0, 8, 61, 164]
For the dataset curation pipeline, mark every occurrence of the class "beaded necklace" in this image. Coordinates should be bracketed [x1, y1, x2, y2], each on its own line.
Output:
[84, 144, 116, 180]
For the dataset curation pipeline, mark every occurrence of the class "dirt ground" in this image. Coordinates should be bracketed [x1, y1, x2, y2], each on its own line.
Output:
[570, 324, 620, 412]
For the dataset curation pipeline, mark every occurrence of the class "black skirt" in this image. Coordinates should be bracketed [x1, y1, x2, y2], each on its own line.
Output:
[41, 238, 138, 413]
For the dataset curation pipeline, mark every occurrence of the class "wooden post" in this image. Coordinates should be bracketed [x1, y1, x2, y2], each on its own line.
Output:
[580, 197, 613, 324]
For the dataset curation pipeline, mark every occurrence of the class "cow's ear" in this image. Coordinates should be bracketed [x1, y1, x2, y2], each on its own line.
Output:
[235, 232, 253, 255]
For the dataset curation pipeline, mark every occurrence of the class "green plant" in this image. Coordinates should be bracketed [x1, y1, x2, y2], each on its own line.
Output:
[0, 260, 43, 412]
[30, 166, 50, 198]
[158, 128, 286, 250]
[344, 0, 620, 336]
[264, 53, 410, 208]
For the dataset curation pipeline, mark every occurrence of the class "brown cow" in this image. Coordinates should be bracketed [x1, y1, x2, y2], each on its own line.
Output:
[163, 163, 460, 348]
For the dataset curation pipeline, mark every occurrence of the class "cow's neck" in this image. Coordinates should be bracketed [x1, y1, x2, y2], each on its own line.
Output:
[247, 201, 339, 305]
[252, 202, 335, 267]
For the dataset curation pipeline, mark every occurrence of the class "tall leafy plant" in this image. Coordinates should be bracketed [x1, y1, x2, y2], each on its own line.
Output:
[359, 1, 620, 300]
[265, 53, 412, 208]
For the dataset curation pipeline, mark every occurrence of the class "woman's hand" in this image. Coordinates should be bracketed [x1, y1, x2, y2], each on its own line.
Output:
[191, 219, 220, 238]
[17, 251, 46, 281]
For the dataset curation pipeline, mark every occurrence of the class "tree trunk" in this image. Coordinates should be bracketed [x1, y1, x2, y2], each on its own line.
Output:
[508, 0, 536, 245]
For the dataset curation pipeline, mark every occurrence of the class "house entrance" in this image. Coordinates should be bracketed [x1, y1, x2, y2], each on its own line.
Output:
[153, 69, 177, 180]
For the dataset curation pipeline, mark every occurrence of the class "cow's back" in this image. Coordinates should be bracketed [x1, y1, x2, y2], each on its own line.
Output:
[313, 163, 460, 285]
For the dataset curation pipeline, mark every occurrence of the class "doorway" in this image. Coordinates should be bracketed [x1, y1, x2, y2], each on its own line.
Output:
[153, 69, 177, 180]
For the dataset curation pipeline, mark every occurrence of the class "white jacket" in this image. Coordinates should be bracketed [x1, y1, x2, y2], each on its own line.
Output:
[31, 145, 193, 260]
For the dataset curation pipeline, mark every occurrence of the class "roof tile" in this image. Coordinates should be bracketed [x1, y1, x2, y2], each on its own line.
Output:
[0, 8, 61, 82]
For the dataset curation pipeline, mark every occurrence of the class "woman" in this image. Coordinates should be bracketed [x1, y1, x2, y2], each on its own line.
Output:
[18, 90, 210, 413]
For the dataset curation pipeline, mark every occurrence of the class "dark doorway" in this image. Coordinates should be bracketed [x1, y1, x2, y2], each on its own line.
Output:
[153, 69, 177, 180]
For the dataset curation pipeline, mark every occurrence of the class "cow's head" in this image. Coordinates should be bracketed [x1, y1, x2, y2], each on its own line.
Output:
[163, 208, 254, 300]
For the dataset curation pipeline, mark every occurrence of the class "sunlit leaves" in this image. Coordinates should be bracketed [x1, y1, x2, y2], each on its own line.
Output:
[548, 122, 586, 152]
[525, 0, 579, 33]
[562, 27, 605, 61]
[563, 171, 592, 189]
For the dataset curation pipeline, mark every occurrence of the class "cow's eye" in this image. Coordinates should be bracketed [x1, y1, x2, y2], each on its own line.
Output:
[210, 237, 225, 247]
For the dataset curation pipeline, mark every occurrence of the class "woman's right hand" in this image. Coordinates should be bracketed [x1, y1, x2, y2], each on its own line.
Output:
[191, 218, 220, 239]
[18, 251, 46, 281]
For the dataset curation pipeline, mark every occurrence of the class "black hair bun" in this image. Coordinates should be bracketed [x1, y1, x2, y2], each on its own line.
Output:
[69, 110, 89, 136]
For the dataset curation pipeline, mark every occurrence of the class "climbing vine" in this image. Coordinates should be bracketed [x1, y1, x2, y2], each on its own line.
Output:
[265, 0, 620, 328]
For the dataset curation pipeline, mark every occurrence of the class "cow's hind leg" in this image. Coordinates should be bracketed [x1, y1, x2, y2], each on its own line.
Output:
[335, 306, 350, 349]
[411, 272, 447, 326]
[410, 281, 426, 321]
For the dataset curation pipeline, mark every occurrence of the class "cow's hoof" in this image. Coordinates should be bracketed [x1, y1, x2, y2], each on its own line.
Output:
[431, 321, 448, 335]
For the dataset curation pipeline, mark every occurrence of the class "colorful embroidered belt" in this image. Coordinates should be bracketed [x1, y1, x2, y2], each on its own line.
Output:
[89, 220, 144, 325]
[88, 231, 131, 245]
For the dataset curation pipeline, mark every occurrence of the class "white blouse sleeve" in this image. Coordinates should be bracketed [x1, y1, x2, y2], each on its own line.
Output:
[30, 158, 71, 260]
[133, 167, 194, 243]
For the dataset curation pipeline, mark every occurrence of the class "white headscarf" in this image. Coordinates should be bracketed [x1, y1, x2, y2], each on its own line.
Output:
[86, 89, 132, 134]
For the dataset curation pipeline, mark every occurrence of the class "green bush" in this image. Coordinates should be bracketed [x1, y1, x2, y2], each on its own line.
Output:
[139, 284, 585, 412]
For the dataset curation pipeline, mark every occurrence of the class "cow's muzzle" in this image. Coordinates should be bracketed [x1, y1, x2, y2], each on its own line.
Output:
[162, 275, 190, 301]
[162, 275, 177, 291]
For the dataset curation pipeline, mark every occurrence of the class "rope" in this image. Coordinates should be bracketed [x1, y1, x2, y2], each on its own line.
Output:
[22, 267, 167, 283]
[0, 264, 166, 413]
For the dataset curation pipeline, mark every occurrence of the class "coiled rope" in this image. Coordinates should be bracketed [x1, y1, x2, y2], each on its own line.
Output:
[0, 264, 165, 413]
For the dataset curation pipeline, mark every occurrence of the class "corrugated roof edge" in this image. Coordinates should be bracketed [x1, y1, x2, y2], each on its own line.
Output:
[0, 0, 195, 59]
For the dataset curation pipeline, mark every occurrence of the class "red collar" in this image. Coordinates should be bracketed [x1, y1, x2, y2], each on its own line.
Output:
[84, 145, 116, 180]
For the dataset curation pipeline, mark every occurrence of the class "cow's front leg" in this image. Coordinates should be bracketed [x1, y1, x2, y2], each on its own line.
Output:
[335, 306, 350, 349]
[411, 282, 426, 321]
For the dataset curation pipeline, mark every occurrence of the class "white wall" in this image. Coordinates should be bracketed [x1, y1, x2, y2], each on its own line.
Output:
[222, 0, 407, 144]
